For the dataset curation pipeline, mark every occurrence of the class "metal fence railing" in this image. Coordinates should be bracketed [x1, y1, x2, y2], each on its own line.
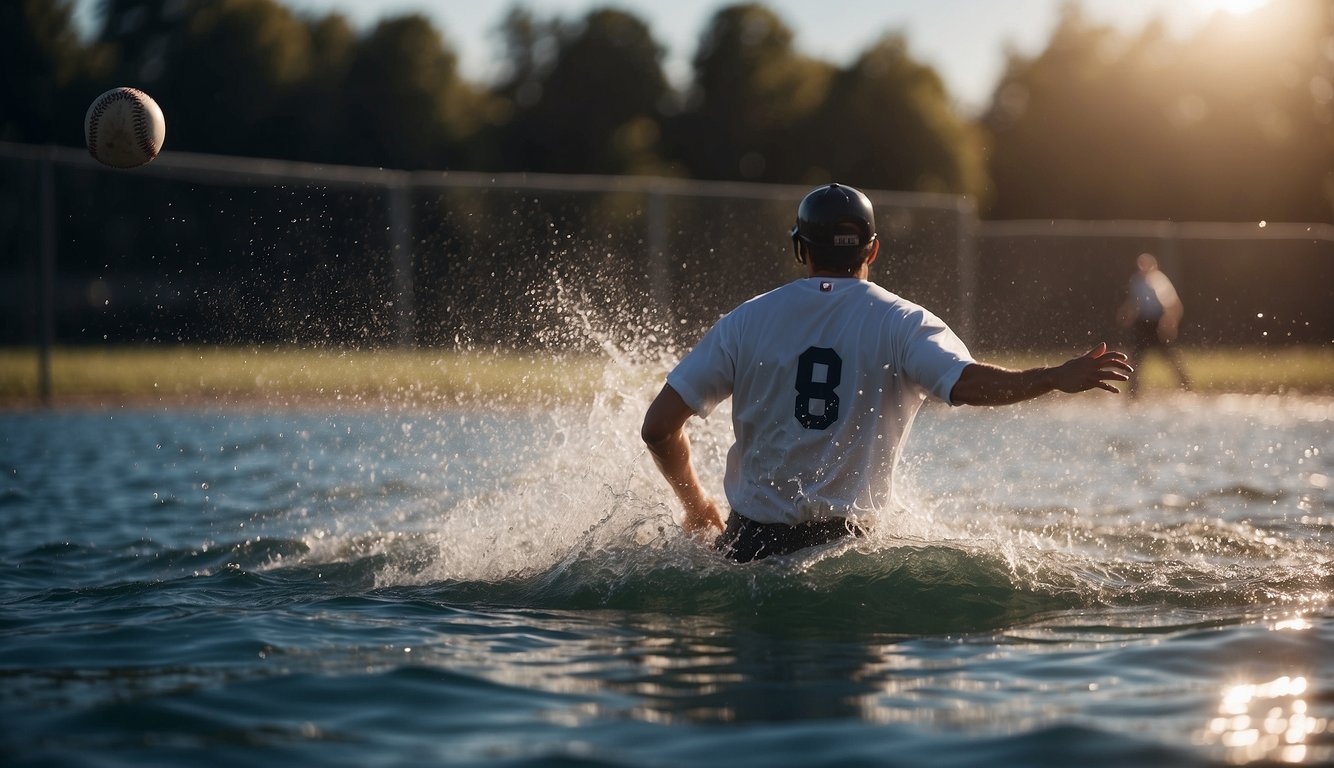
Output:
[0, 141, 970, 346]
[971, 218, 1333, 350]
[3, 140, 1330, 395]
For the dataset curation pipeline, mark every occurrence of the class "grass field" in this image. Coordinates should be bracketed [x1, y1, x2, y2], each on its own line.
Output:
[0, 347, 604, 408]
[1, 345, 1331, 407]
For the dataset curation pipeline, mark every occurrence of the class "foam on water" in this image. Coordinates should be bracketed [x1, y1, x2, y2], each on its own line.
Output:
[237, 291, 1332, 636]
[3, 340, 1329, 767]
[205, 278, 1323, 640]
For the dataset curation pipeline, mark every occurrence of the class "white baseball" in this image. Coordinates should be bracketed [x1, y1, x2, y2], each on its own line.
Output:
[84, 87, 166, 169]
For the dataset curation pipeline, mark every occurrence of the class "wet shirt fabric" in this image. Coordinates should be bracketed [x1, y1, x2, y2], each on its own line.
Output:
[667, 277, 973, 526]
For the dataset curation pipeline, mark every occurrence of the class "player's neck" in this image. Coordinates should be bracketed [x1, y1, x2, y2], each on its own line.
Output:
[808, 264, 869, 280]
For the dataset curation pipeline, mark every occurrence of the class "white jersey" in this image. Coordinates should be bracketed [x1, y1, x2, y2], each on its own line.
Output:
[1129, 270, 1179, 322]
[667, 277, 974, 526]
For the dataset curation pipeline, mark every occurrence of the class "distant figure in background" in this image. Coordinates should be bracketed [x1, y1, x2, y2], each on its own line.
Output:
[1118, 252, 1191, 397]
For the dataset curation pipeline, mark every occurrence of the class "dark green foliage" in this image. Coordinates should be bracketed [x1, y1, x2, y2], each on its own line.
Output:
[3, 0, 1330, 220]
[983, 0, 1333, 221]
[0, 0, 110, 145]
[496, 8, 671, 175]
[671, 3, 832, 182]
[808, 33, 986, 197]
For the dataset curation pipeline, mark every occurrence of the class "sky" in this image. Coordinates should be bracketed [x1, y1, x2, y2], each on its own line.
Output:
[75, 0, 1272, 113]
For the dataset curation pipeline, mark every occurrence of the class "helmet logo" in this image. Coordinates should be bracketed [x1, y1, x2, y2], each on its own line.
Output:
[833, 234, 860, 246]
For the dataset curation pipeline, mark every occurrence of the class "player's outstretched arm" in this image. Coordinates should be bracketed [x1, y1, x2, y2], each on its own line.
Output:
[641, 385, 725, 537]
[950, 343, 1133, 406]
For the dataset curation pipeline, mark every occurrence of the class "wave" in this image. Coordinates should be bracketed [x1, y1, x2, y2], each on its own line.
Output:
[10, 512, 1329, 638]
[422, 539, 1087, 634]
[96, 485, 1334, 636]
[422, 543, 1329, 633]
[258, 505, 1327, 635]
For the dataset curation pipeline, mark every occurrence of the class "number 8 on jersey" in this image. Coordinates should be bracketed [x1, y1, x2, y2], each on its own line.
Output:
[794, 346, 842, 429]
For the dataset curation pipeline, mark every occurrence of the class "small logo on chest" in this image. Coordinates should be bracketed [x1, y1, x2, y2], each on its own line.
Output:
[820, 281, 833, 292]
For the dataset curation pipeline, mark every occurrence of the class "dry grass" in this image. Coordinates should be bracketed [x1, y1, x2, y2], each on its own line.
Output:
[1, 344, 1330, 407]
[0, 346, 614, 408]
[996, 346, 1333, 396]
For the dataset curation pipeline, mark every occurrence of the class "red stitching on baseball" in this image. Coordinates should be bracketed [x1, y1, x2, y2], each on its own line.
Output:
[127, 88, 157, 160]
[88, 88, 159, 165]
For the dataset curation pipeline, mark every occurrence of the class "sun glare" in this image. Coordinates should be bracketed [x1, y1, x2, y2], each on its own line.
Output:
[1195, 0, 1271, 16]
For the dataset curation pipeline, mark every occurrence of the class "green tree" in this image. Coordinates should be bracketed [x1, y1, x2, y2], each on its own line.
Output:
[672, 3, 831, 182]
[88, 0, 317, 157]
[807, 33, 987, 198]
[89, 1, 486, 167]
[498, 7, 671, 175]
[94, 0, 198, 90]
[341, 14, 486, 169]
[1, 0, 109, 144]
[285, 13, 357, 163]
[1167, 0, 1333, 221]
[983, 5, 1143, 218]
[984, 0, 1333, 221]
[179, 0, 314, 156]
[492, 6, 553, 109]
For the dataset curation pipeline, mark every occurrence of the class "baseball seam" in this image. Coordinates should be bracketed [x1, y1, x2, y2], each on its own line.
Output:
[88, 88, 158, 164]
[86, 95, 109, 158]
[131, 89, 156, 159]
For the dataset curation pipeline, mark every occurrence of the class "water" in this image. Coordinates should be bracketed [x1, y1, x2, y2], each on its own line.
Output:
[2, 385, 1331, 767]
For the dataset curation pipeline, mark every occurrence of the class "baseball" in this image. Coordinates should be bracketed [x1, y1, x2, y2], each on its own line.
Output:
[84, 87, 166, 169]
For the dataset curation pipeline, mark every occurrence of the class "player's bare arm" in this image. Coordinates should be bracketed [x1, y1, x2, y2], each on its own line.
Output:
[641, 385, 725, 536]
[950, 343, 1133, 406]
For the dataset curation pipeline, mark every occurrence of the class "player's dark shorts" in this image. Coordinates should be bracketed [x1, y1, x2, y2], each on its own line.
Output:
[1133, 319, 1163, 350]
[714, 511, 869, 563]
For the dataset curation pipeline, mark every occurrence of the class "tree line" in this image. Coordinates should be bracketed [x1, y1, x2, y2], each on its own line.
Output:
[5, 0, 1332, 222]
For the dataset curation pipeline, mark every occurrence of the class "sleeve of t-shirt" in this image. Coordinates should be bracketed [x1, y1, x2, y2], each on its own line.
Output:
[898, 308, 975, 406]
[665, 318, 735, 418]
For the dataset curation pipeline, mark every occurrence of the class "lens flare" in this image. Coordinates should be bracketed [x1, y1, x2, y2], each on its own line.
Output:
[1194, 0, 1271, 17]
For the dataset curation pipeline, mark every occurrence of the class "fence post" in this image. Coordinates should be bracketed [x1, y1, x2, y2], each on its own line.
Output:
[645, 188, 672, 330]
[956, 197, 978, 344]
[1156, 220, 1182, 283]
[38, 147, 56, 404]
[387, 179, 416, 347]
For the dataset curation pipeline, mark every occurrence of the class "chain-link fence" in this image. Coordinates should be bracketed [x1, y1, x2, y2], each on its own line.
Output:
[972, 219, 1332, 351]
[3, 141, 1330, 360]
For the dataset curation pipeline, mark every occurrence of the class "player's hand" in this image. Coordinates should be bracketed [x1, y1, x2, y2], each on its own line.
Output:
[682, 498, 725, 540]
[1055, 343, 1133, 394]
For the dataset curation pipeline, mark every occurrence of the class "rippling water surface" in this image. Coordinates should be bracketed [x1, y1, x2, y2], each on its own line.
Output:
[2, 388, 1331, 767]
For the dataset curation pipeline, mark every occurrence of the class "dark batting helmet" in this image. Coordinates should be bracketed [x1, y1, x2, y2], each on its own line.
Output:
[790, 183, 877, 264]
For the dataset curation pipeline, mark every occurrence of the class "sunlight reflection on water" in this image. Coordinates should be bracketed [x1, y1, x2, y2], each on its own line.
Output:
[1199, 670, 1328, 764]
[1, 390, 1330, 768]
